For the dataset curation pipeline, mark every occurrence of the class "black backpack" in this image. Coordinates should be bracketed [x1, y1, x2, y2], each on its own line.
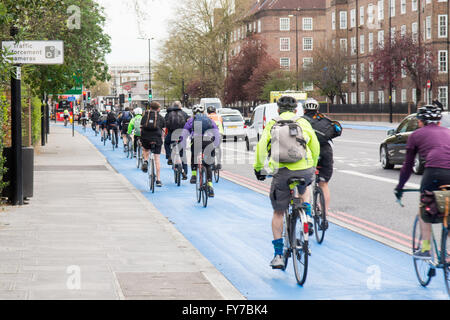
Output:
[107, 112, 117, 123]
[166, 110, 186, 131]
[193, 114, 214, 134]
[142, 110, 160, 131]
[303, 113, 342, 144]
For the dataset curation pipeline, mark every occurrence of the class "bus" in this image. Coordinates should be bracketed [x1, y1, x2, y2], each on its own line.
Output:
[270, 91, 308, 104]
[55, 100, 73, 122]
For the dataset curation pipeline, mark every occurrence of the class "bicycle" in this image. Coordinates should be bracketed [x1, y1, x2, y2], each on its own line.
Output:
[125, 134, 133, 159]
[147, 143, 156, 194]
[110, 127, 117, 151]
[102, 128, 108, 147]
[275, 175, 311, 286]
[195, 153, 209, 208]
[212, 148, 220, 183]
[171, 141, 183, 187]
[82, 118, 87, 132]
[397, 188, 450, 297]
[311, 168, 328, 244]
[136, 139, 143, 169]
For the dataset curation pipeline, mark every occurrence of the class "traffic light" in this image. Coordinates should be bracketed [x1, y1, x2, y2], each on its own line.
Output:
[183, 93, 189, 102]
[119, 94, 125, 104]
[128, 93, 132, 102]
[82, 91, 87, 101]
[149, 89, 153, 100]
[87, 91, 91, 101]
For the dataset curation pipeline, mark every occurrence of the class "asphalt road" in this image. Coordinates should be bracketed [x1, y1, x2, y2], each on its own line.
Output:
[220, 128, 429, 252]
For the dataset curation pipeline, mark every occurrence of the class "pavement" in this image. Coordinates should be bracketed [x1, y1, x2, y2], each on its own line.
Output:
[0, 125, 244, 300]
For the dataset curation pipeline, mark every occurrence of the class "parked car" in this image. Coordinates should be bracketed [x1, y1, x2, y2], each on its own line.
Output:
[379, 112, 450, 174]
[244, 102, 304, 151]
[220, 109, 245, 141]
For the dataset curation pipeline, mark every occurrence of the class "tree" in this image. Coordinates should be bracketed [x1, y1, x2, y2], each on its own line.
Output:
[300, 45, 349, 104]
[243, 54, 278, 102]
[260, 70, 297, 101]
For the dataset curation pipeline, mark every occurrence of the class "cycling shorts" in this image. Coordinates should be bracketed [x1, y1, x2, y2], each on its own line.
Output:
[269, 167, 315, 212]
[317, 142, 334, 183]
[121, 122, 130, 135]
[141, 138, 162, 154]
[420, 167, 450, 224]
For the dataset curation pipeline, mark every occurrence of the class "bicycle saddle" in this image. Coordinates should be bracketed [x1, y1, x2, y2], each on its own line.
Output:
[287, 177, 306, 186]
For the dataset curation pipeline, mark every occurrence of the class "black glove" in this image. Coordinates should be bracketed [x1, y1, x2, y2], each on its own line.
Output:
[394, 188, 403, 201]
[254, 169, 266, 181]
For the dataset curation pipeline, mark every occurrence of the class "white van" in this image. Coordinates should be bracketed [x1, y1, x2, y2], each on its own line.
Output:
[244, 102, 304, 151]
[200, 98, 222, 111]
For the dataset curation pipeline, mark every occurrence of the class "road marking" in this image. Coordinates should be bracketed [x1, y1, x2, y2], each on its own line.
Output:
[336, 139, 379, 145]
[338, 170, 420, 188]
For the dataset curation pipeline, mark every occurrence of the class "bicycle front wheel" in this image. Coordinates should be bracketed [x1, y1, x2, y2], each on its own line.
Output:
[313, 187, 327, 244]
[201, 166, 208, 208]
[196, 169, 201, 203]
[441, 227, 450, 297]
[412, 216, 433, 287]
[214, 167, 220, 183]
[291, 211, 308, 286]
[149, 158, 155, 193]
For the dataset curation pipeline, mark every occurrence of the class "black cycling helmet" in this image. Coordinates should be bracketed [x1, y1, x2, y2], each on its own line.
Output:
[277, 96, 297, 112]
[207, 105, 216, 114]
[416, 105, 442, 123]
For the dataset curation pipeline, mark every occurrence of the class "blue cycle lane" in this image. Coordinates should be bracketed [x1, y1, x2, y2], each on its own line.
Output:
[75, 125, 448, 300]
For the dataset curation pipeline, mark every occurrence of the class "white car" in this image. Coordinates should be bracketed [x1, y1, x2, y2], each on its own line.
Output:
[220, 110, 245, 141]
[244, 102, 304, 151]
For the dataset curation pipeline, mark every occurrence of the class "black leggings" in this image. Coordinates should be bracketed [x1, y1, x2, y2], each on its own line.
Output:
[191, 140, 215, 182]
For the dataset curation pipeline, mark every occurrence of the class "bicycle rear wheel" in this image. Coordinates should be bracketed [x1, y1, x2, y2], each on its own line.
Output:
[103, 131, 107, 146]
[441, 227, 450, 297]
[412, 216, 433, 287]
[136, 146, 142, 169]
[201, 166, 208, 208]
[291, 211, 308, 286]
[112, 132, 116, 151]
[149, 157, 155, 193]
[196, 169, 201, 203]
[313, 187, 327, 244]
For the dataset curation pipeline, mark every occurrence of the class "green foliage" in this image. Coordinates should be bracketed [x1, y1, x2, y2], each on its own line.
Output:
[0, 95, 9, 196]
[30, 96, 41, 145]
[261, 71, 297, 101]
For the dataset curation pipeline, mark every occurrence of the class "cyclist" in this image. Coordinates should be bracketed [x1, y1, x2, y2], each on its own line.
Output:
[80, 109, 88, 129]
[302, 98, 342, 223]
[120, 107, 133, 152]
[91, 108, 101, 133]
[207, 105, 223, 171]
[253, 96, 320, 270]
[164, 101, 190, 180]
[106, 106, 119, 148]
[140, 102, 165, 187]
[127, 107, 143, 158]
[63, 109, 70, 126]
[100, 111, 108, 141]
[395, 104, 450, 259]
[181, 104, 221, 197]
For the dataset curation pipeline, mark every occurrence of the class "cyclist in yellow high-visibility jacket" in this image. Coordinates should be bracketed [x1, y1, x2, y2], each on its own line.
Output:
[207, 106, 223, 170]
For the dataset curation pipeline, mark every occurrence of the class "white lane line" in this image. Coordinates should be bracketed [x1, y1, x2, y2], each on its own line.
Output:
[335, 139, 380, 145]
[338, 170, 420, 188]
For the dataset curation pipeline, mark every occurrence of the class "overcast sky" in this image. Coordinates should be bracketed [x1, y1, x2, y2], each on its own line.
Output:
[96, 0, 178, 66]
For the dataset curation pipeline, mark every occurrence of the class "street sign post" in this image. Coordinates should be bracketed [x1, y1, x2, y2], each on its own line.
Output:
[3, 37, 64, 205]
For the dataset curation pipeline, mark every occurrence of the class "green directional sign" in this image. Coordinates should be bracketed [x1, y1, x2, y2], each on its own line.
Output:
[63, 70, 83, 95]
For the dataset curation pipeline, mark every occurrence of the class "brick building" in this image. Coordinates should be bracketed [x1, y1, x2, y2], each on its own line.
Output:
[230, 0, 327, 97]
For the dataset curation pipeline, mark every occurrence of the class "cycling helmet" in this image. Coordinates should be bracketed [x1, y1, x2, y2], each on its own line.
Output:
[304, 98, 320, 111]
[277, 96, 297, 112]
[192, 104, 205, 115]
[416, 105, 442, 123]
[207, 105, 216, 114]
[134, 107, 143, 115]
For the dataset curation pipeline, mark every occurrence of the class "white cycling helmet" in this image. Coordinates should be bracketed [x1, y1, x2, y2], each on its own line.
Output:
[192, 104, 205, 115]
[303, 98, 320, 111]
[134, 107, 143, 115]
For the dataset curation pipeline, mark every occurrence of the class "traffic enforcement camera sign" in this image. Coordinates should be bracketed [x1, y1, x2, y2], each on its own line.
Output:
[2, 40, 64, 65]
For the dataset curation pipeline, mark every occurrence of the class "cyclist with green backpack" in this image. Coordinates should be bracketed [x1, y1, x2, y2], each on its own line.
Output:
[253, 96, 320, 270]
[127, 107, 143, 158]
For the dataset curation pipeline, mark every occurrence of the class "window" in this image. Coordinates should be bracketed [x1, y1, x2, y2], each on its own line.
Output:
[303, 17, 313, 31]
[332, 11, 336, 30]
[401, 59, 407, 77]
[369, 91, 375, 103]
[392, 90, 396, 103]
[350, 9, 356, 28]
[360, 6, 364, 25]
[303, 37, 313, 51]
[378, 0, 384, 20]
[391, 27, 396, 43]
[412, 0, 418, 12]
[303, 82, 314, 91]
[280, 38, 290, 51]
[401, 89, 407, 103]
[439, 86, 448, 108]
[369, 32, 374, 52]
[368, 4, 374, 25]
[340, 38, 348, 52]
[369, 62, 374, 80]
[351, 64, 357, 82]
[401, 24, 407, 37]
[343, 66, 348, 83]
[378, 30, 384, 48]
[360, 34, 365, 54]
[303, 57, 313, 68]
[280, 18, 290, 31]
[258, 20, 261, 33]
[426, 16, 431, 39]
[340, 11, 347, 29]
[351, 37, 357, 55]
[412, 88, 417, 103]
[412, 22, 418, 42]
[280, 58, 290, 70]
[360, 91, 365, 104]
[439, 50, 448, 73]
[378, 90, 385, 103]
[360, 63, 365, 82]
[390, 0, 395, 17]
[439, 15, 448, 38]
[401, 0, 406, 14]
[351, 92, 357, 104]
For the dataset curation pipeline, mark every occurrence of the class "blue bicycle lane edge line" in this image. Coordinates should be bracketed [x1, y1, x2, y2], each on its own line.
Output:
[69, 124, 448, 300]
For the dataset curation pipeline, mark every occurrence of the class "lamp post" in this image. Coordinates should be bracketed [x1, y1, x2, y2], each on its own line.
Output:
[289, 8, 300, 91]
[138, 37, 154, 105]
